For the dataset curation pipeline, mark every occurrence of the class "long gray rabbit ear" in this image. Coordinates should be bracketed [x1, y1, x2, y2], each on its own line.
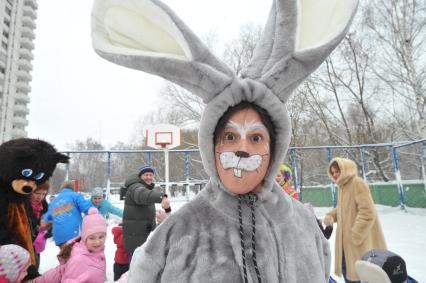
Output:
[242, 0, 359, 103]
[91, 0, 234, 103]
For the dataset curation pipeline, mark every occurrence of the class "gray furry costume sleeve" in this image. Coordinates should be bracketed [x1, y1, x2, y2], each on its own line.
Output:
[91, 0, 358, 281]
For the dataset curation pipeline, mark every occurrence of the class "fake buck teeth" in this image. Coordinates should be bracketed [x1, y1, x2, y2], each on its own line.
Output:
[234, 168, 242, 178]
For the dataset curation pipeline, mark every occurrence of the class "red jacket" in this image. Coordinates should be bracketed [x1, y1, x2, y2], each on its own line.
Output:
[112, 226, 129, 264]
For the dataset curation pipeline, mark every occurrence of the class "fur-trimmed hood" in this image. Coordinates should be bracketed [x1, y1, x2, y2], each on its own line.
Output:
[327, 157, 358, 186]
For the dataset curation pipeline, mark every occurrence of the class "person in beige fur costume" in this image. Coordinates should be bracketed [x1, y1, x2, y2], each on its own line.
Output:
[324, 157, 387, 282]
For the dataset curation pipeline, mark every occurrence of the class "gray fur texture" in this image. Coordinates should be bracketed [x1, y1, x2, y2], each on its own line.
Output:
[129, 183, 330, 283]
[91, 0, 358, 281]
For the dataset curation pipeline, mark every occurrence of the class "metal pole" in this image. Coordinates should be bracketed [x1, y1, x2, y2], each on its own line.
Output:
[147, 152, 152, 166]
[184, 152, 190, 181]
[184, 152, 190, 201]
[290, 149, 301, 201]
[359, 146, 367, 181]
[391, 146, 406, 210]
[327, 148, 337, 208]
[419, 142, 426, 195]
[106, 152, 112, 200]
[164, 148, 170, 196]
[64, 152, 70, 180]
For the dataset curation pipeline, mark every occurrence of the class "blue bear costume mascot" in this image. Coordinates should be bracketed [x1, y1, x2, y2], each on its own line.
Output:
[0, 138, 69, 279]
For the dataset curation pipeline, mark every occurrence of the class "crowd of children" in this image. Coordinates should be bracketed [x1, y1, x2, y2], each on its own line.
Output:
[0, 163, 417, 283]
[0, 175, 172, 283]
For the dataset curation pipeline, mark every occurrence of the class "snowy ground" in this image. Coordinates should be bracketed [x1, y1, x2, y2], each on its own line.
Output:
[39, 196, 426, 282]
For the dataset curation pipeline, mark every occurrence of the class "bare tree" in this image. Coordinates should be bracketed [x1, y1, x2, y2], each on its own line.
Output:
[364, 0, 426, 138]
[159, 23, 263, 125]
[65, 138, 107, 191]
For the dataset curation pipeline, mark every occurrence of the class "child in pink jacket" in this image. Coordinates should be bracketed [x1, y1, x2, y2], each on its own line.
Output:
[34, 207, 107, 283]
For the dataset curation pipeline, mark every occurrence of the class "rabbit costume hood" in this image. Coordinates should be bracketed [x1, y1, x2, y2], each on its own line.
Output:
[91, 0, 358, 188]
[92, 0, 358, 282]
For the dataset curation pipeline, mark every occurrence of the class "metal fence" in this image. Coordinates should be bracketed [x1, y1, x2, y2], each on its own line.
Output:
[51, 140, 426, 208]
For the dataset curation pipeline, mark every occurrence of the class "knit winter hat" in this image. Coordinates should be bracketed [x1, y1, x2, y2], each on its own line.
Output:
[81, 207, 107, 242]
[356, 249, 407, 283]
[91, 187, 104, 198]
[0, 244, 31, 283]
[138, 165, 155, 177]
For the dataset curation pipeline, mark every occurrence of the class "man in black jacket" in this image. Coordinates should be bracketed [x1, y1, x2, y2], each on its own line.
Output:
[122, 165, 170, 255]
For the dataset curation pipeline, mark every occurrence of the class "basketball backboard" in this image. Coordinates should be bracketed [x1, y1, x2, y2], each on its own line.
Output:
[145, 124, 181, 149]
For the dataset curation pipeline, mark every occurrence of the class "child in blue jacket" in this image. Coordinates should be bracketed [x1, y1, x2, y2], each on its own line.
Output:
[42, 180, 93, 246]
[90, 187, 123, 219]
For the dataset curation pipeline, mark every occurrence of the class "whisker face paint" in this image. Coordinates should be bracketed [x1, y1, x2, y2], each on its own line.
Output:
[215, 107, 271, 194]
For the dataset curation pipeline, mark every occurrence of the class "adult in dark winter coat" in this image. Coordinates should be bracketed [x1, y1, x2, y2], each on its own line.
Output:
[122, 166, 170, 255]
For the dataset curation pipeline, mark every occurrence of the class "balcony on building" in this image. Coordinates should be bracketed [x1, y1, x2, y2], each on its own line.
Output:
[11, 128, 27, 138]
[18, 59, 33, 72]
[16, 81, 31, 93]
[15, 92, 30, 103]
[17, 70, 32, 82]
[22, 6, 37, 19]
[21, 27, 35, 40]
[12, 116, 29, 127]
[24, 0, 38, 11]
[22, 16, 36, 29]
[19, 48, 33, 60]
[13, 104, 29, 115]
[20, 38, 35, 50]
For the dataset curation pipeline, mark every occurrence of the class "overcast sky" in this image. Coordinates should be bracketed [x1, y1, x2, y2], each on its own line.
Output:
[27, 0, 269, 150]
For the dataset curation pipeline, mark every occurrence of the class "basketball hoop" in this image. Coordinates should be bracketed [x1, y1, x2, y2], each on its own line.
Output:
[155, 132, 173, 149]
[145, 124, 182, 196]
[145, 124, 181, 150]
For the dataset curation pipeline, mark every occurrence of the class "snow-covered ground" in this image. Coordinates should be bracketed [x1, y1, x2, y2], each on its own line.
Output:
[39, 197, 426, 282]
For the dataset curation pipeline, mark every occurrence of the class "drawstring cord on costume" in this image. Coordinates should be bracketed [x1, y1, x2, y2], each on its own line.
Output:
[238, 193, 262, 283]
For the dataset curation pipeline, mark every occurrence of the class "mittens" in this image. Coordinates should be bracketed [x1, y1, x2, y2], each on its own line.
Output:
[33, 228, 47, 253]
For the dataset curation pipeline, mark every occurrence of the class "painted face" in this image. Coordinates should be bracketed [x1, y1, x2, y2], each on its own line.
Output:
[330, 166, 341, 181]
[31, 189, 48, 204]
[215, 108, 271, 194]
[86, 232, 106, 253]
[92, 196, 103, 206]
[141, 172, 154, 185]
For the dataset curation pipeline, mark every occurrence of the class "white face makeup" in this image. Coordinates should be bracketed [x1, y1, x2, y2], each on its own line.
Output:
[215, 107, 271, 194]
[219, 152, 263, 178]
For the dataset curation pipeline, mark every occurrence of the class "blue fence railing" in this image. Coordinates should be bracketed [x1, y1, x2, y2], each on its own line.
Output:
[60, 140, 426, 208]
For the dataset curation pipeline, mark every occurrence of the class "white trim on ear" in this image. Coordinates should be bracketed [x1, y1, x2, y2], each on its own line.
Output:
[355, 260, 392, 283]
[295, 0, 358, 51]
[92, 0, 192, 60]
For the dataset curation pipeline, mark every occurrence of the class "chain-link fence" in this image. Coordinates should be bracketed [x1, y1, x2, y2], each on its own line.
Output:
[49, 149, 208, 200]
[50, 141, 426, 208]
[288, 140, 426, 208]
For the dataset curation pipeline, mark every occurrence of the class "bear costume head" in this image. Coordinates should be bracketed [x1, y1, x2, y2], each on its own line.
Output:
[0, 138, 69, 279]
[0, 138, 69, 200]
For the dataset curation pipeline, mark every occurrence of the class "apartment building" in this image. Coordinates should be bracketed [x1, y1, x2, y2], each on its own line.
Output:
[0, 0, 37, 143]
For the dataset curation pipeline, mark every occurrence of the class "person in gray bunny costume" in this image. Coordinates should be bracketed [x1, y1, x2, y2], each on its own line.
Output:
[91, 0, 358, 282]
